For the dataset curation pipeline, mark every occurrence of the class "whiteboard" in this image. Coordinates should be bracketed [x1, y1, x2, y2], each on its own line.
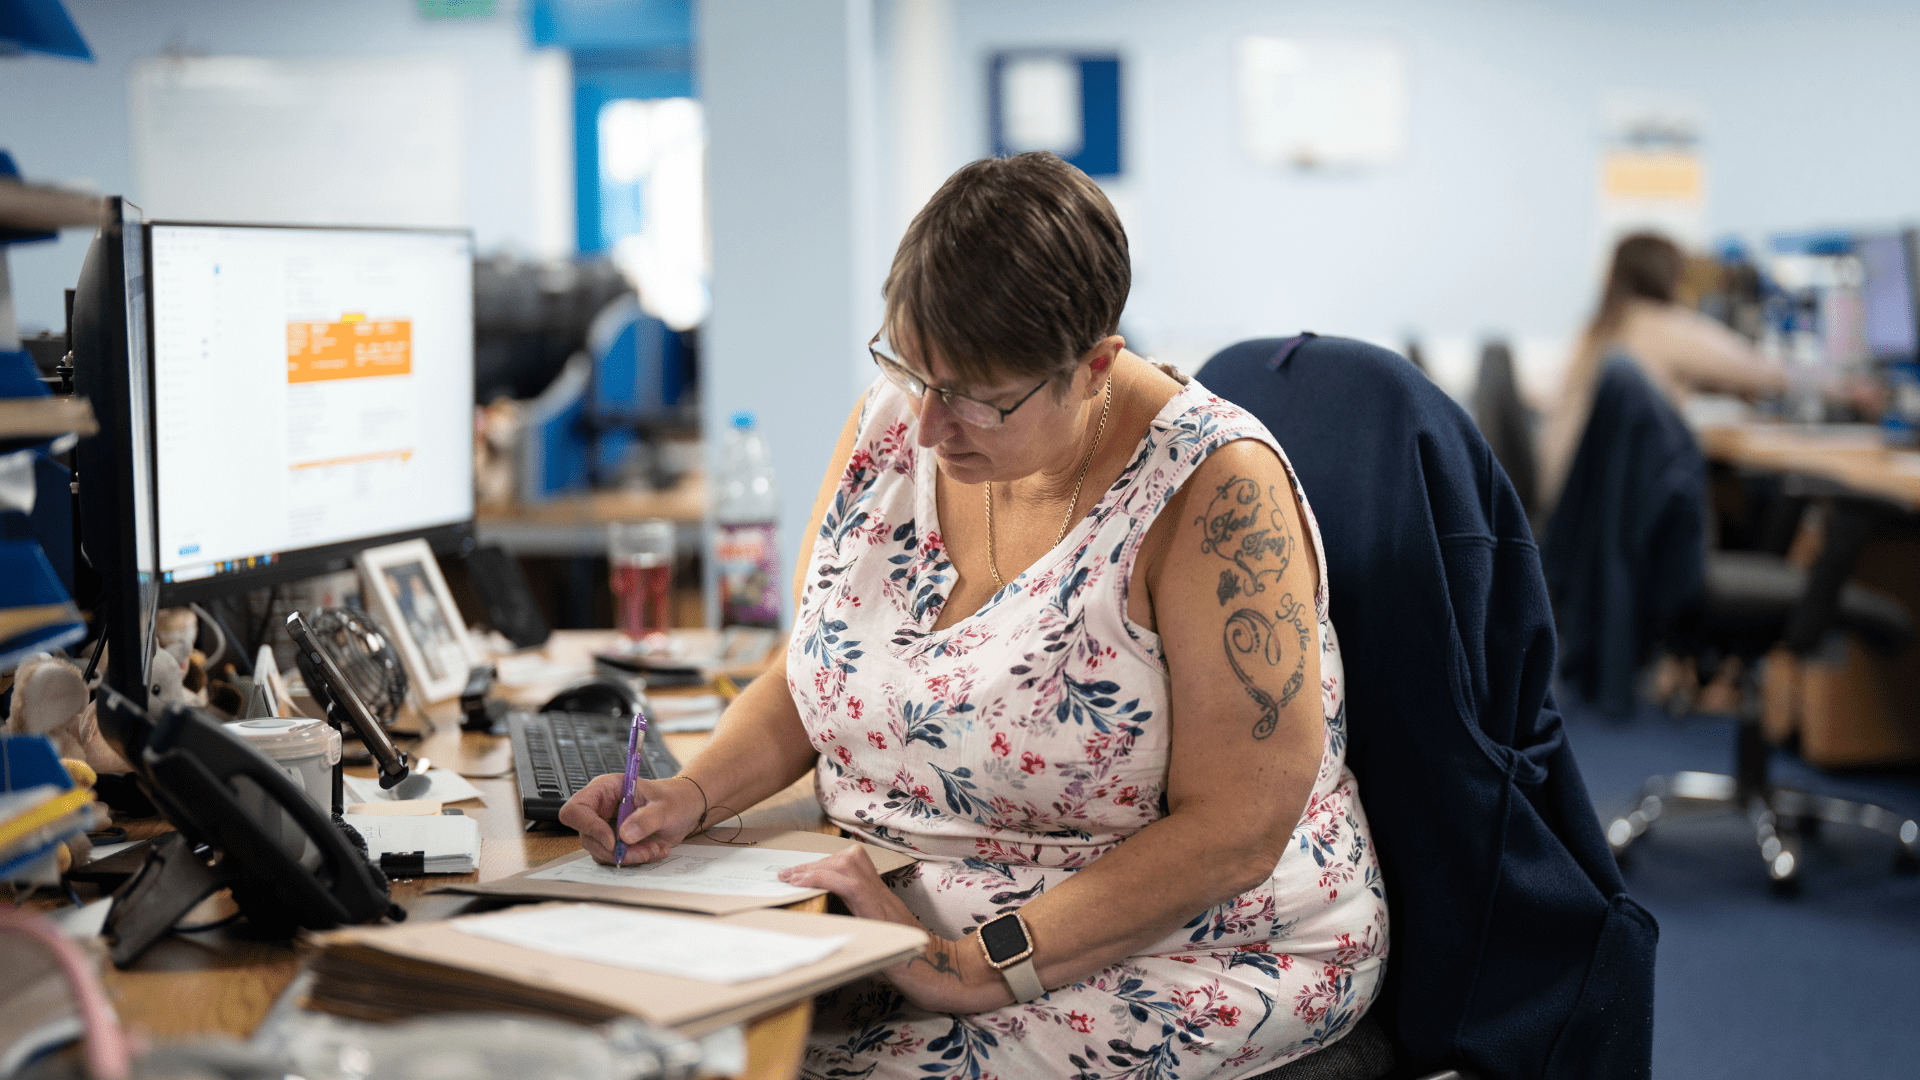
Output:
[1237, 36, 1407, 171]
[129, 55, 467, 228]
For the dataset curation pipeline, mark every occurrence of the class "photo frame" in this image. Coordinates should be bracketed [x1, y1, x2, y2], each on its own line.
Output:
[356, 539, 477, 704]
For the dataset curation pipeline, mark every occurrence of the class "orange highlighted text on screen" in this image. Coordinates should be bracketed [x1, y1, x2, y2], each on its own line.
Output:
[287, 314, 413, 383]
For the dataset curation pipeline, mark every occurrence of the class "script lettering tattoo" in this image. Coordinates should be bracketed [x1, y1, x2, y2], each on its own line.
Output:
[1223, 593, 1313, 740]
[1197, 477, 1296, 605]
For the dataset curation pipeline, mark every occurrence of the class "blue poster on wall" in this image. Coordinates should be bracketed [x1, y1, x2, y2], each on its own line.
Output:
[989, 52, 1122, 178]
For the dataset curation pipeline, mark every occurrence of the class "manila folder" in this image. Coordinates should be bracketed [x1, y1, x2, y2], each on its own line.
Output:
[307, 904, 927, 1036]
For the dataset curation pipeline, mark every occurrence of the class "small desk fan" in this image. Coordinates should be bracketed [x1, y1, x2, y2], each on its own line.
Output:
[289, 609, 429, 805]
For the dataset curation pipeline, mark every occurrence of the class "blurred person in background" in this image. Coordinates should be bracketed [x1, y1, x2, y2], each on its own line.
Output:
[1538, 232, 1787, 513]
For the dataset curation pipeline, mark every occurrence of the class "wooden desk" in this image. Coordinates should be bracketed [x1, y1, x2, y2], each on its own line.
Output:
[1698, 423, 1920, 508]
[78, 630, 822, 1079]
[1698, 423, 1920, 766]
[475, 475, 706, 556]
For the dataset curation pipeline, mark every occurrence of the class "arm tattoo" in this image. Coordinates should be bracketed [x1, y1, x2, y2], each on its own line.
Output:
[1223, 593, 1313, 740]
[1196, 477, 1296, 605]
[908, 939, 965, 980]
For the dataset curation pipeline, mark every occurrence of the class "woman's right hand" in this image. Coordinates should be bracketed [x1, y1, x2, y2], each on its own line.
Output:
[558, 773, 704, 865]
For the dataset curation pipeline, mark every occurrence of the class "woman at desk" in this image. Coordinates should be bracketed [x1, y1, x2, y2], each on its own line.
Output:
[1539, 231, 1788, 510]
[563, 153, 1387, 1078]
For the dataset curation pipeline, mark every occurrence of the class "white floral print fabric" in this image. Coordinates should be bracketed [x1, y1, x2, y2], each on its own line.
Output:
[791, 377, 1388, 1080]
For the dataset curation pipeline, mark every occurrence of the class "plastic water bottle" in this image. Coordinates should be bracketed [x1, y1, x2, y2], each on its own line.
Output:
[715, 411, 781, 627]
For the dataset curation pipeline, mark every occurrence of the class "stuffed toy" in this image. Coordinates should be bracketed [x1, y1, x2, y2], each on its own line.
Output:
[5, 654, 130, 775]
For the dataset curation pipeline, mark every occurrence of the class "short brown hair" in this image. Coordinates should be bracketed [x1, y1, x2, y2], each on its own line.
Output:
[884, 152, 1130, 389]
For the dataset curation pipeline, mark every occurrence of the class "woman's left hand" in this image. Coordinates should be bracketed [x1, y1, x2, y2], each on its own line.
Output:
[780, 847, 1013, 1015]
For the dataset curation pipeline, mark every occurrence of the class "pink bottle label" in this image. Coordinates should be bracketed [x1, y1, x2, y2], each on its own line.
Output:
[717, 521, 781, 627]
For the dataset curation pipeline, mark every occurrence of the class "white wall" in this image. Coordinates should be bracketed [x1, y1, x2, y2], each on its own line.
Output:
[701, 0, 882, 627]
[900, 0, 1920, 396]
[0, 0, 557, 333]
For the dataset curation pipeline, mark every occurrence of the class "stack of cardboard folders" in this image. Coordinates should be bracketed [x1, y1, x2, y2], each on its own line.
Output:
[304, 829, 923, 1035]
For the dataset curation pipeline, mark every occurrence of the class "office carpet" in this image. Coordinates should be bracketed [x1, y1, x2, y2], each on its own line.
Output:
[1560, 699, 1920, 1079]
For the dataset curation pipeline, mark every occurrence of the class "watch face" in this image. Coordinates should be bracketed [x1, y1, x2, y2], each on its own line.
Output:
[980, 914, 1029, 964]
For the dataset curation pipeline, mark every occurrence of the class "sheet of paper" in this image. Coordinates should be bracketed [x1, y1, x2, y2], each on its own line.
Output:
[342, 813, 479, 873]
[342, 769, 484, 806]
[650, 693, 723, 733]
[342, 814, 479, 858]
[343, 799, 442, 816]
[452, 903, 853, 984]
[527, 844, 827, 898]
[494, 653, 573, 688]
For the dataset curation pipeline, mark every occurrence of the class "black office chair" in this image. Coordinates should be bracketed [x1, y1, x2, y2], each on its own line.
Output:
[1470, 339, 1539, 521]
[1200, 334, 1653, 1080]
[1542, 354, 1920, 891]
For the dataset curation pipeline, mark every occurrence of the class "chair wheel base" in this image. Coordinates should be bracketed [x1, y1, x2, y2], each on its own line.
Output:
[1609, 771, 1918, 892]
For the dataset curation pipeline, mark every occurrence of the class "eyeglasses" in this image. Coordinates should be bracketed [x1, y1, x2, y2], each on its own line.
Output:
[868, 331, 1050, 429]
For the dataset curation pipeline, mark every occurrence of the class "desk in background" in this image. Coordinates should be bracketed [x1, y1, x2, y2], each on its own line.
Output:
[470, 478, 708, 630]
[70, 630, 821, 1080]
[1700, 423, 1920, 766]
[475, 475, 705, 556]
[1699, 424, 1920, 508]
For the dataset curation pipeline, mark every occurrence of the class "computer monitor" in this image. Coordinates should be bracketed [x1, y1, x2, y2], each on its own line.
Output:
[71, 196, 160, 703]
[1858, 230, 1918, 363]
[145, 224, 476, 604]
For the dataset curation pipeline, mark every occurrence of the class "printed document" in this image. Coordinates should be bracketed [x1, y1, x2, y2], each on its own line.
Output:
[453, 903, 853, 984]
[342, 769, 484, 806]
[527, 844, 827, 898]
[341, 813, 480, 874]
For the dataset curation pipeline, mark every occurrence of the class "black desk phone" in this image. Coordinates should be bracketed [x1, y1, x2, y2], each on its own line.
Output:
[94, 690, 401, 967]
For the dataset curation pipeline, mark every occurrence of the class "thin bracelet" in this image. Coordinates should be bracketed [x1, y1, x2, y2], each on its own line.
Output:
[679, 774, 709, 829]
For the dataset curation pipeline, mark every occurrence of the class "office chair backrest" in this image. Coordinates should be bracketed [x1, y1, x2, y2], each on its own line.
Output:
[1197, 334, 1655, 1080]
[1540, 353, 1707, 715]
[1471, 339, 1540, 519]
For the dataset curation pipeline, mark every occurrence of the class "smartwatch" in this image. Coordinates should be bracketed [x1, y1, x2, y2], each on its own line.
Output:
[977, 911, 1044, 1002]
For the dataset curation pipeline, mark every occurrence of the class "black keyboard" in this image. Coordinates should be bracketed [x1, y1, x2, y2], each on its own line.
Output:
[509, 710, 681, 821]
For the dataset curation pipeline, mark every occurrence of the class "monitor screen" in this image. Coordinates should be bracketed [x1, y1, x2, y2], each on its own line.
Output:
[147, 225, 473, 595]
[1858, 232, 1916, 362]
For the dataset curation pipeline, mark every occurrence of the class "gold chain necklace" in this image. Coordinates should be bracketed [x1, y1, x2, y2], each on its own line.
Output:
[985, 374, 1113, 590]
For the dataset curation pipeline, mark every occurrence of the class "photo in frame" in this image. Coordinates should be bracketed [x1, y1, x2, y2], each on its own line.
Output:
[356, 539, 476, 703]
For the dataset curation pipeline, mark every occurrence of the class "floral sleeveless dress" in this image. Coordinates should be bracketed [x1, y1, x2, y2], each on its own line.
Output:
[790, 377, 1388, 1080]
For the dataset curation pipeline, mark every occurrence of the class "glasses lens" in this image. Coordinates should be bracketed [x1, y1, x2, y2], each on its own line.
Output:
[874, 352, 924, 397]
[944, 396, 1003, 428]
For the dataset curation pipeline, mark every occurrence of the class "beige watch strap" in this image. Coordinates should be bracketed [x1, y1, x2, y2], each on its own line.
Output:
[999, 955, 1044, 1002]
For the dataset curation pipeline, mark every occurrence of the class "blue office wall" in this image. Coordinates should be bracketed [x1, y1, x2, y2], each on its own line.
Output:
[529, 0, 695, 254]
[528, 0, 689, 51]
[923, 0, 1920, 383]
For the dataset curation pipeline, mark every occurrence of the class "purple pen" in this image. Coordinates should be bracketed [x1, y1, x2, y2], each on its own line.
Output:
[612, 707, 648, 865]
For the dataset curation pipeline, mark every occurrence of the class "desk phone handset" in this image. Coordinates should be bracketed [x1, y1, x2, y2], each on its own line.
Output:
[95, 690, 402, 968]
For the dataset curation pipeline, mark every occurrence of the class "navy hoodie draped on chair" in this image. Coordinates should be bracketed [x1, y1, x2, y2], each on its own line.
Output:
[1198, 334, 1656, 1080]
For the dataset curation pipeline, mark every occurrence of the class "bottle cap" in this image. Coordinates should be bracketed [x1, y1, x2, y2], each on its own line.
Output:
[731, 410, 755, 429]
